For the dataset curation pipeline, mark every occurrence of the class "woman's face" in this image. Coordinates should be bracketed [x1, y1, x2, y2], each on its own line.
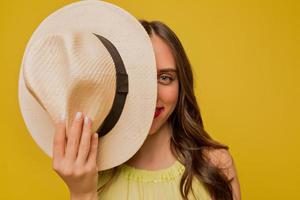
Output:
[148, 34, 179, 135]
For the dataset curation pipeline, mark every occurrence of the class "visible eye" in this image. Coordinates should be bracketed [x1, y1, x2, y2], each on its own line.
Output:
[158, 74, 174, 84]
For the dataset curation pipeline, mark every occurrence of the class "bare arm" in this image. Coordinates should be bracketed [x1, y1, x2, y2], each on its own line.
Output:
[52, 112, 99, 200]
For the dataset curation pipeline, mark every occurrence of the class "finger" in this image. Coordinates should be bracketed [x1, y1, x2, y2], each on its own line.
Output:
[77, 116, 93, 163]
[87, 133, 99, 166]
[52, 118, 66, 160]
[65, 112, 84, 161]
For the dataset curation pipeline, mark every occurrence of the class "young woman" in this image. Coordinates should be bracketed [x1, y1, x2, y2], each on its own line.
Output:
[52, 20, 241, 200]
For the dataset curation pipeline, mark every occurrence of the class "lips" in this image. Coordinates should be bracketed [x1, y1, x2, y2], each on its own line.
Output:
[154, 107, 164, 118]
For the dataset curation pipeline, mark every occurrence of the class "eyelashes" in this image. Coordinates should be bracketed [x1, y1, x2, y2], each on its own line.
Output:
[157, 74, 175, 84]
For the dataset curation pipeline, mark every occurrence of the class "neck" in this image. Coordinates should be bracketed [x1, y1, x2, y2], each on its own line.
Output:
[125, 121, 177, 170]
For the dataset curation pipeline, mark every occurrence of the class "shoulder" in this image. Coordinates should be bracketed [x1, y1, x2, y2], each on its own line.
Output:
[202, 147, 236, 180]
[203, 147, 242, 200]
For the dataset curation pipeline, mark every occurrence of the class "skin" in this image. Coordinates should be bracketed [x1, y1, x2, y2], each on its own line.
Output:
[53, 113, 99, 200]
[52, 33, 178, 200]
[124, 33, 179, 170]
[52, 33, 241, 199]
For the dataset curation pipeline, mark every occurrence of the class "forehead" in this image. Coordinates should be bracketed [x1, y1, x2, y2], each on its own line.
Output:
[150, 34, 176, 72]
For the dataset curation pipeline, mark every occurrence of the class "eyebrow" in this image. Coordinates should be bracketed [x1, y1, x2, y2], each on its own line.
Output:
[157, 68, 177, 73]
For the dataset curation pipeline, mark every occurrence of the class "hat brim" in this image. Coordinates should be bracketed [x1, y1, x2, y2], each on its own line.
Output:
[18, 0, 157, 171]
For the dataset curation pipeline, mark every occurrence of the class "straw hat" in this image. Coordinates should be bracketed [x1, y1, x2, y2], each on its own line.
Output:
[18, 0, 157, 171]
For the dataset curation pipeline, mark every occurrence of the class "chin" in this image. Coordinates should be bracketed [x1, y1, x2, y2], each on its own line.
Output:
[148, 117, 166, 135]
[148, 106, 174, 135]
[148, 124, 159, 135]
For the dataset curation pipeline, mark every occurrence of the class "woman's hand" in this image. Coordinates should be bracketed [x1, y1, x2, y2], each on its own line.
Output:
[52, 112, 99, 200]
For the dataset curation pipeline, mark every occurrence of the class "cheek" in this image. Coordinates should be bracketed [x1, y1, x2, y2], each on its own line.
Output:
[158, 82, 179, 106]
[149, 82, 179, 135]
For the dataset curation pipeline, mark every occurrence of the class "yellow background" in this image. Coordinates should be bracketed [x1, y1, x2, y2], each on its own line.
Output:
[1, 0, 299, 199]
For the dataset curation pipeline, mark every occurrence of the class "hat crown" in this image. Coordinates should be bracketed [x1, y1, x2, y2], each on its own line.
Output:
[18, 0, 158, 170]
[23, 31, 116, 132]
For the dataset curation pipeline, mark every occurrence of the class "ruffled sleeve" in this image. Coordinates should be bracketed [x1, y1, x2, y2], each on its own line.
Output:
[204, 148, 236, 179]
[203, 148, 241, 200]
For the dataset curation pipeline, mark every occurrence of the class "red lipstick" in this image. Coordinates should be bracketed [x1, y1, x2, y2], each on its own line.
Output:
[154, 107, 164, 118]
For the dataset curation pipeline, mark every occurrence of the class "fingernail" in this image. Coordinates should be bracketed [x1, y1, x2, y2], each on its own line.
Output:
[84, 116, 89, 125]
[94, 133, 98, 138]
[75, 112, 82, 120]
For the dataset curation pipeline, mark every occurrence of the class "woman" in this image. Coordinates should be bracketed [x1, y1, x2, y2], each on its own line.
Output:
[52, 20, 241, 200]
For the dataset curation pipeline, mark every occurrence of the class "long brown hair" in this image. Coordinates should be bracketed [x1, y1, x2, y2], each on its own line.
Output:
[140, 20, 233, 200]
[98, 20, 233, 200]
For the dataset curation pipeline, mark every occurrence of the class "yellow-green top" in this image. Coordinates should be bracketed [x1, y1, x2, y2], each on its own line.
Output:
[97, 160, 212, 200]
